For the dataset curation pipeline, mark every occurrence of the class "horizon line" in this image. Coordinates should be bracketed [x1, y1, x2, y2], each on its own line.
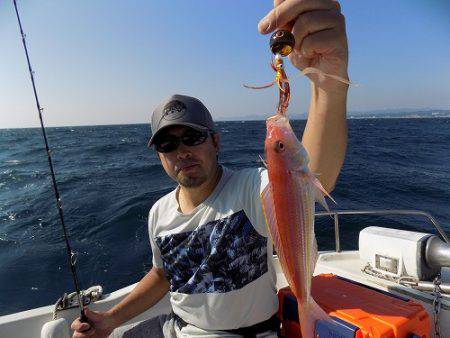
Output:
[2, 114, 450, 130]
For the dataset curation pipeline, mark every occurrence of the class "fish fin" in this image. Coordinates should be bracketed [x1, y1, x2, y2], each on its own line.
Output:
[261, 183, 281, 250]
[315, 189, 330, 212]
[312, 236, 318, 273]
[309, 174, 336, 211]
[261, 183, 295, 288]
[258, 155, 267, 168]
[298, 299, 332, 338]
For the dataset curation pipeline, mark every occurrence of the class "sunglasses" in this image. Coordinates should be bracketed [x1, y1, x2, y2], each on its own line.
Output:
[154, 129, 211, 153]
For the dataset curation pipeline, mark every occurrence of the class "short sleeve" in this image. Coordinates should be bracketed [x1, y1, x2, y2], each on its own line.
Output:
[148, 207, 164, 269]
[240, 167, 269, 237]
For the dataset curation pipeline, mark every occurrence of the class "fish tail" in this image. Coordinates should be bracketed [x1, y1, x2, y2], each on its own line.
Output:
[298, 299, 331, 338]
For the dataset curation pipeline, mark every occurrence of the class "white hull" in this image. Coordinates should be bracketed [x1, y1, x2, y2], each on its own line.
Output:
[1, 210, 449, 337]
[2, 252, 449, 337]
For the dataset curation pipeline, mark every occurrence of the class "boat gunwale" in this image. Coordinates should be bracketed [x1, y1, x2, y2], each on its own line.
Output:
[315, 209, 450, 252]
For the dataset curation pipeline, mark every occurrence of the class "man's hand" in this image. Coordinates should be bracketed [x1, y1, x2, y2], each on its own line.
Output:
[71, 308, 116, 338]
[70, 267, 169, 338]
[258, 0, 348, 91]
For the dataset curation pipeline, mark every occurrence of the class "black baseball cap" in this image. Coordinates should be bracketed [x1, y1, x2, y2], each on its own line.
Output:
[148, 94, 215, 147]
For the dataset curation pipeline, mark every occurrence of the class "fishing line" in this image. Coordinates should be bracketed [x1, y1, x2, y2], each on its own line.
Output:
[12, 0, 87, 322]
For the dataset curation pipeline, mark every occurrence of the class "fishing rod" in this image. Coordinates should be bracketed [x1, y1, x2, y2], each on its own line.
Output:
[12, 0, 87, 322]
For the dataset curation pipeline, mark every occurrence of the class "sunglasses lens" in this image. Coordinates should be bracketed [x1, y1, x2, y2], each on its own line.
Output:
[153, 129, 209, 153]
[154, 136, 179, 153]
[182, 130, 208, 146]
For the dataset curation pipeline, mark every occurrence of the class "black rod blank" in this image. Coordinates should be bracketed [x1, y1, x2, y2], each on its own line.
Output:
[12, 0, 87, 321]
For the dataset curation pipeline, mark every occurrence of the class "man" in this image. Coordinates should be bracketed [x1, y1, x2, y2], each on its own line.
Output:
[72, 0, 348, 337]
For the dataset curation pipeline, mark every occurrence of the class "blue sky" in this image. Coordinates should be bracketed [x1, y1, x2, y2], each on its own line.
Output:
[1, 0, 449, 128]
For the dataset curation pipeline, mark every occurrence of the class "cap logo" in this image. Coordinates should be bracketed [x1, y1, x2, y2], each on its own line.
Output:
[162, 100, 186, 121]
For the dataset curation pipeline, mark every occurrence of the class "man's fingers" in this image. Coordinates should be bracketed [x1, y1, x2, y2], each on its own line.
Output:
[333, 1, 341, 12]
[84, 307, 102, 321]
[71, 318, 85, 331]
[72, 327, 95, 338]
[291, 10, 345, 53]
[72, 326, 95, 338]
[273, 0, 288, 30]
[71, 318, 94, 337]
[259, 0, 336, 34]
[299, 28, 344, 57]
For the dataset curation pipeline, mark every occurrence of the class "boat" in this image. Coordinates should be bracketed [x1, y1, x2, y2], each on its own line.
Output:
[4, 1, 448, 336]
[1, 208, 449, 337]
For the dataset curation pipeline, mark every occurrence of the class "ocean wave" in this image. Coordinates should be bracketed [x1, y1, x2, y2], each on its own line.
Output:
[4, 160, 21, 165]
[1, 119, 449, 316]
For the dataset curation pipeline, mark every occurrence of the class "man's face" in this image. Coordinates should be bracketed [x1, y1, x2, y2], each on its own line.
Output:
[155, 126, 220, 188]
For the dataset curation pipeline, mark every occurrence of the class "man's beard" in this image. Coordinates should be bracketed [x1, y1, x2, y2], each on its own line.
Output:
[176, 171, 207, 188]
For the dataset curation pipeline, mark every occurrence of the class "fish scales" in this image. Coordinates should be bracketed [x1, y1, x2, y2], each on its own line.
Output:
[269, 145, 315, 303]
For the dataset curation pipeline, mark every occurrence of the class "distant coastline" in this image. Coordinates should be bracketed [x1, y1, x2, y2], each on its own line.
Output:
[347, 109, 450, 120]
[217, 109, 450, 121]
[1, 109, 450, 129]
[348, 115, 450, 120]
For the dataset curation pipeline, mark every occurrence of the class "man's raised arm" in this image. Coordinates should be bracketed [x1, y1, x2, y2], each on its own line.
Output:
[259, 0, 349, 192]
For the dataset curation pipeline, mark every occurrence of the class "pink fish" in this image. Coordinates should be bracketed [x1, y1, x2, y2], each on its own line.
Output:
[261, 114, 334, 338]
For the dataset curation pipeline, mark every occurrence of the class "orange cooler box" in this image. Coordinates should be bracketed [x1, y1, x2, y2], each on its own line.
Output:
[278, 274, 430, 338]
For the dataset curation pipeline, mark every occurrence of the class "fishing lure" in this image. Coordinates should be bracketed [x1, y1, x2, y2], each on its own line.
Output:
[245, 30, 355, 116]
[244, 30, 295, 116]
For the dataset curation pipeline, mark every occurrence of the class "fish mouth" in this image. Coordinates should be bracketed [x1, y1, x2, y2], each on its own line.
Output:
[266, 114, 288, 130]
[267, 114, 279, 121]
[267, 113, 288, 122]
[267, 113, 282, 121]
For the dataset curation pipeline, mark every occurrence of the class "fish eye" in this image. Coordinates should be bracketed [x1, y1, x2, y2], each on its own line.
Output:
[275, 140, 285, 153]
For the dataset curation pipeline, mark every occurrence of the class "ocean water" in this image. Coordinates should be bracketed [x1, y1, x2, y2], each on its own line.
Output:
[1, 118, 449, 316]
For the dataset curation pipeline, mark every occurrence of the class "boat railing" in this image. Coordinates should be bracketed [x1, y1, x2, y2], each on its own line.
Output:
[315, 209, 449, 253]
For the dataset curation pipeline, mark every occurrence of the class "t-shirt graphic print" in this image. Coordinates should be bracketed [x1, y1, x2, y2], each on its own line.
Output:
[156, 209, 268, 294]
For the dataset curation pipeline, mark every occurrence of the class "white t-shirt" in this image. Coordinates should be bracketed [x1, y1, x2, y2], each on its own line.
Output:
[148, 166, 278, 331]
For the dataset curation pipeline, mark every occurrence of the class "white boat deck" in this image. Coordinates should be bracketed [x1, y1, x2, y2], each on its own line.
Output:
[2, 227, 450, 337]
[2, 250, 448, 337]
